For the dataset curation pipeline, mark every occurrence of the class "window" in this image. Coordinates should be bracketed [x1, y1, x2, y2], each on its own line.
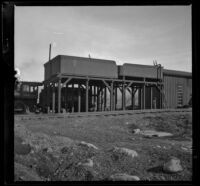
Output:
[177, 84, 183, 106]
[22, 84, 29, 92]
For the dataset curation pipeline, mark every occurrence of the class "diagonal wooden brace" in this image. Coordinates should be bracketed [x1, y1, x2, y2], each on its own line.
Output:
[102, 80, 111, 91]
[62, 77, 72, 87]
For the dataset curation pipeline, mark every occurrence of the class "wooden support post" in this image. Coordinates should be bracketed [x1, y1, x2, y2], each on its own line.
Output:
[122, 82, 126, 110]
[72, 83, 74, 113]
[86, 79, 89, 112]
[78, 84, 81, 112]
[150, 86, 153, 109]
[101, 88, 103, 111]
[97, 86, 99, 111]
[110, 81, 113, 111]
[143, 84, 146, 109]
[52, 83, 55, 113]
[160, 85, 162, 109]
[94, 86, 96, 111]
[58, 78, 61, 113]
[104, 87, 107, 111]
[115, 86, 118, 110]
[132, 86, 134, 110]
[140, 87, 143, 110]
[47, 83, 50, 113]
[113, 85, 115, 111]
[65, 84, 67, 111]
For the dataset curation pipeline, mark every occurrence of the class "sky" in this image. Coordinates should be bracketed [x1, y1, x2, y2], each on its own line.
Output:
[15, 6, 191, 81]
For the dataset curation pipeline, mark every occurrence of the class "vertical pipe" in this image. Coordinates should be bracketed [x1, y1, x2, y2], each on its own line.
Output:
[78, 84, 81, 112]
[58, 78, 61, 113]
[86, 80, 89, 112]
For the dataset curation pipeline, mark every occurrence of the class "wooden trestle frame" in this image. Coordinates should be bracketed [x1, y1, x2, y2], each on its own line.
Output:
[43, 74, 163, 113]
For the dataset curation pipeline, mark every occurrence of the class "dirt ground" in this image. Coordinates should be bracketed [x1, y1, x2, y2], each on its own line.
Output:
[14, 110, 192, 181]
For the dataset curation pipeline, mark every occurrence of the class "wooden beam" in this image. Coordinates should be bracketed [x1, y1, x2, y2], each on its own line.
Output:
[126, 81, 133, 89]
[127, 87, 132, 94]
[62, 77, 72, 87]
[102, 80, 111, 91]
[58, 78, 61, 113]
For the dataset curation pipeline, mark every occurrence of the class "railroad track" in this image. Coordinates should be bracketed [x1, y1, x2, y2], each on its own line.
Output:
[15, 108, 192, 120]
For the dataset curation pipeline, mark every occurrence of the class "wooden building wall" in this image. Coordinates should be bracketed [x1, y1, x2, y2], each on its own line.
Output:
[163, 75, 192, 108]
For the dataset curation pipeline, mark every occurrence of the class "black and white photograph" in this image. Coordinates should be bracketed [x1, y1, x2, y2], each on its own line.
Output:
[12, 5, 193, 181]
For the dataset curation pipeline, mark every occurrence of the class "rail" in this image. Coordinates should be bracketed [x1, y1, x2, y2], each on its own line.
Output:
[15, 108, 192, 120]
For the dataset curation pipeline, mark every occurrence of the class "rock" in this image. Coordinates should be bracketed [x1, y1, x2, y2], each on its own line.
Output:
[163, 157, 183, 173]
[79, 159, 94, 167]
[140, 130, 173, 137]
[132, 129, 140, 134]
[43, 147, 53, 153]
[15, 162, 42, 181]
[109, 173, 140, 181]
[15, 136, 32, 155]
[114, 147, 138, 158]
[79, 141, 98, 150]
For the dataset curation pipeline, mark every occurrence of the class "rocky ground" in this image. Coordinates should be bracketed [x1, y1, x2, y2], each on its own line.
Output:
[14, 110, 192, 181]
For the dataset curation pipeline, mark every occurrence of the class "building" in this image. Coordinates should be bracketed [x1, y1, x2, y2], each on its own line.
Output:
[163, 69, 192, 108]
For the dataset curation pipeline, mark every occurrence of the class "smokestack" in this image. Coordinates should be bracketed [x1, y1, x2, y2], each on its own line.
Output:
[49, 43, 52, 61]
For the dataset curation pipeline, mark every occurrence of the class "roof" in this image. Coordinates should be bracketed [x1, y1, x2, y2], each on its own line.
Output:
[20, 81, 43, 86]
[44, 55, 116, 66]
[163, 69, 192, 78]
